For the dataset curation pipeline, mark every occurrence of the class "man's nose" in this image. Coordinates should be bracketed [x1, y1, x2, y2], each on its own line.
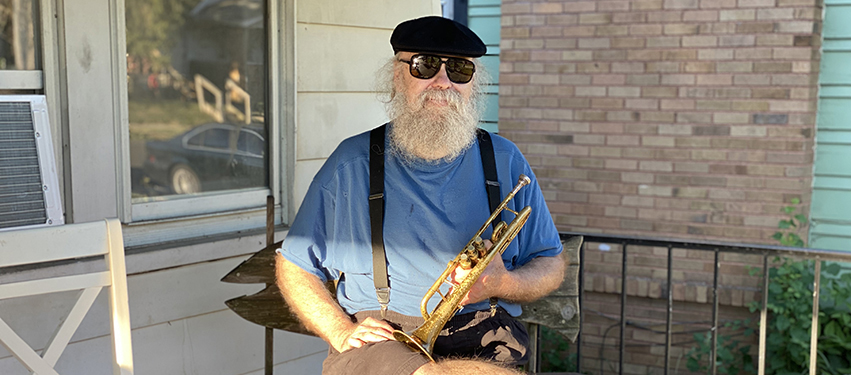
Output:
[428, 63, 452, 89]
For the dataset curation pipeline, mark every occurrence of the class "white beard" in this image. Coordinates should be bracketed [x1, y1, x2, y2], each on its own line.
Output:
[387, 84, 481, 164]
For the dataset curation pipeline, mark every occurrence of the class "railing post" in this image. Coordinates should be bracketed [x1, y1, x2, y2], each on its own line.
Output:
[576, 241, 585, 374]
[711, 249, 719, 375]
[620, 243, 628, 375]
[664, 244, 673, 375]
[527, 323, 539, 373]
[265, 196, 275, 375]
[758, 254, 768, 375]
[810, 258, 821, 375]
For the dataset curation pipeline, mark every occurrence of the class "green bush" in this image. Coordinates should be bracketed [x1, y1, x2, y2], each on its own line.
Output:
[751, 259, 851, 375]
[686, 320, 755, 375]
[687, 197, 851, 374]
[539, 326, 578, 373]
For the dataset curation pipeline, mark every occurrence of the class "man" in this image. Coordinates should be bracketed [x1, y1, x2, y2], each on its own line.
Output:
[276, 16, 564, 375]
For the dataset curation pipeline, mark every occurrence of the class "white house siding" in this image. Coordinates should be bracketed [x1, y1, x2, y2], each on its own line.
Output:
[0, 256, 327, 374]
[0, 0, 439, 374]
[293, 0, 441, 209]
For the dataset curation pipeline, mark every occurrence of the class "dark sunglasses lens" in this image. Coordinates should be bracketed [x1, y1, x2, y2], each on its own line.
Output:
[445, 59, 475, 83]
[409, 55, 475, 83]
[411, 55, 441, 79]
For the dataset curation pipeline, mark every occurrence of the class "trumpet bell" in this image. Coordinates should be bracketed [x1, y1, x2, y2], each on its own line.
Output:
[393, 330, 435, 361]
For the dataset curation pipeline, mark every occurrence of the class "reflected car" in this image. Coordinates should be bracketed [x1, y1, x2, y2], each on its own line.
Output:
[143, 122, 267, 195]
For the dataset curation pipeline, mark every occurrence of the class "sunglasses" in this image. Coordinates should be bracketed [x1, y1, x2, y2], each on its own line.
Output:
[398, 54, 477, 84]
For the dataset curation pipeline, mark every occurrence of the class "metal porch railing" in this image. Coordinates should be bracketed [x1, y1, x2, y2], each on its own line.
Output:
[535, 232, 851, 375]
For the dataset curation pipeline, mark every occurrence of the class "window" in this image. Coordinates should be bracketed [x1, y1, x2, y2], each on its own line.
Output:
[0, 0, 40, 71]
[125, 0, 275, 222]
[1, 0, 45, 92]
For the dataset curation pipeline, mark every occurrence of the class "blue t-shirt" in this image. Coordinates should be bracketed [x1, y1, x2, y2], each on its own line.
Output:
[279, 126, 562, 317]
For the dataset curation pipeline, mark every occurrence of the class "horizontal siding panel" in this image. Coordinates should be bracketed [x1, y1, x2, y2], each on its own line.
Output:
[820, 53, 851, 84]
[813, 175, 851, 190]
[816, 98, 851, 129]
[818, 85, 851, 98]
[296, 92, 387, 160]
[469, 16, 501, 45]
[469, 7, 502, 17]
[810, 236, 851, 251]
[0, 310, 327, 375]
[816, 129, 851, 144]
[0, 257, 260, 360]
[483, 93, 499, 123]
[812, 189, 851, 221]
[822, 40, 851, 52]
[470, 0, 501, 6]
[297, 24, 392, 92]
[480, 55, 501, 82]
[297, 0, 437, 29]
[479, 122, 499, 133]
[294, 159, 325, 212]
[824, 5, 851, 37]
[811, 220, 851, 236]
[810, 230, 851, 250]
[814, 145, 851, 176]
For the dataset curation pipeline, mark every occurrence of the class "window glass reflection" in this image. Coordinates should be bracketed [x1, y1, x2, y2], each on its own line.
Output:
[0, 0, 41, 70]
[126, 0, 268, 201]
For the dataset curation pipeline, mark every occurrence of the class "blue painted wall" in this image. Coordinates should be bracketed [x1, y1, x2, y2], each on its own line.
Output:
[812, 0, 851, 250]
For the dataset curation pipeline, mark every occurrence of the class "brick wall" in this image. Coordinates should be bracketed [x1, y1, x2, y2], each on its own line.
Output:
[499, 0, 820, 244]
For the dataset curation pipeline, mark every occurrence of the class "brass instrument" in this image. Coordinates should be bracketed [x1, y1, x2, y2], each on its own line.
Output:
[393, 174, 533, 361]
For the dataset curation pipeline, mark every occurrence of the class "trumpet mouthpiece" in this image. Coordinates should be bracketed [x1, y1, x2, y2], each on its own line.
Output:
[519, 174, 531, 186]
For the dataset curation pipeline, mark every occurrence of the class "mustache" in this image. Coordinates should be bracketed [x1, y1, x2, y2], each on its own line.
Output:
[414, 88, 464, 109]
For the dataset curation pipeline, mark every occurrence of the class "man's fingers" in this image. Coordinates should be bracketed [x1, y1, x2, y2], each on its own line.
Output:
[359, 317, 395, 338]
[342, 323, 394, 352]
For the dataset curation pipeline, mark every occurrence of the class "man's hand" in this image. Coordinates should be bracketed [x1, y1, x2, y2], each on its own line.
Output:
[335, 317, 396, 352]
[448, 240, 566, 306]
[449, 239, 509, 306]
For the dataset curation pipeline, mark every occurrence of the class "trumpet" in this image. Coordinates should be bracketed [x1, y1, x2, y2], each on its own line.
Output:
[393, 174, 533, 361]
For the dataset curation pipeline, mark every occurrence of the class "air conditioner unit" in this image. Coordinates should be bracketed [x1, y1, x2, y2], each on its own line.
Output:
[0, 95, 63, 231]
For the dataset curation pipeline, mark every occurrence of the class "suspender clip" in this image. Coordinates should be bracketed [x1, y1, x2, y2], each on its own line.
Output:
[376, 287, 390, 319]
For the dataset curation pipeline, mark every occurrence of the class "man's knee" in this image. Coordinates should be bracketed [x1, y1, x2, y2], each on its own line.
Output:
[413, 358, 524, 375]
[322, 340, 430, 375]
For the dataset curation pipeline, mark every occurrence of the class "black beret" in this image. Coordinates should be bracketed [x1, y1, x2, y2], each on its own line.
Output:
[390, 16, 487, 58]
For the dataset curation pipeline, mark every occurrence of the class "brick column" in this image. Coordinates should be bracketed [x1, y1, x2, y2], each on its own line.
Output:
[500, 0, 820, 244]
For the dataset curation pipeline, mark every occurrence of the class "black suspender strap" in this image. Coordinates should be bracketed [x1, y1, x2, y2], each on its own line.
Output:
[476, 129, 502, 229]
[369, 124, 390, 318]
[368, 126, 501, 317]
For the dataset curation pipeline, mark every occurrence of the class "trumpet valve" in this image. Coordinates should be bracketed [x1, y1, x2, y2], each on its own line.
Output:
[472, 236, 485, 252]
[458, 252, 473, 270]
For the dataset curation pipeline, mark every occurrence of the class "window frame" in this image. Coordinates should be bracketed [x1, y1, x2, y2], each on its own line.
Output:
[0, 0, 66, 224]
[112, 0, 294, 246]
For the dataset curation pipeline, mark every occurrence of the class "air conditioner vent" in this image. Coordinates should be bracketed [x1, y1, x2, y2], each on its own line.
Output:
[0, 97, 63, 230]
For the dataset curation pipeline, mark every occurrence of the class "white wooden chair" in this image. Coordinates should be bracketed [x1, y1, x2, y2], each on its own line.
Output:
[0, 218, 134, 375]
